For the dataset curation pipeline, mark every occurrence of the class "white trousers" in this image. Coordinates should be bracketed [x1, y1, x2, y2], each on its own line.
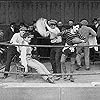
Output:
[27, 58, 51, 80]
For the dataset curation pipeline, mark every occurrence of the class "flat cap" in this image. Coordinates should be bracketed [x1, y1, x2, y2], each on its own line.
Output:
[48, 19, 57, 25]
[19, 27, 27, 31]
[80, 20, 88, 25]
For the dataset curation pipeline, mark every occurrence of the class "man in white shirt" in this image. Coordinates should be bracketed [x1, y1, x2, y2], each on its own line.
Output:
[18, 32, 54, 83]
[78, 19, 97, 70]
[3, 27, 27, 79]
[45, 20, 62, 79]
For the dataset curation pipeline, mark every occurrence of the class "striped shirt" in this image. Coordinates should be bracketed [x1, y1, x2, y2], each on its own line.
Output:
[62, 31, 85, 45]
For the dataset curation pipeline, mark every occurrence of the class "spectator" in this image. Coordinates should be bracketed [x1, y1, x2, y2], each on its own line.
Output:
[91, 18, 99, 33]
[45, 19, 62, 79]
[3, 22, 16, 42]
[78, 19, 97, 70]
[3, 27, 27, 79]
[28, 23, 40, 60]
[0, 30, 7, 65]
[96, 17, 100, 44]
[61, 24, 85, 81]
[66, 20, 74, 30]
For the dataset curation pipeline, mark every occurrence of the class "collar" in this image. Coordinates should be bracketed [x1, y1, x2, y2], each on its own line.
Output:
[95, 23, 99, 28]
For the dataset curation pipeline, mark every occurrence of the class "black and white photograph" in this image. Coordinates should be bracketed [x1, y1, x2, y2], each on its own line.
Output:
[0, 0, 100, 100]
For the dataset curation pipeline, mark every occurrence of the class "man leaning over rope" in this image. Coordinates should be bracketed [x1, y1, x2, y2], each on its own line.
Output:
[18, 32, 54, 83]
[3, 27, 27, 79]
[45, 19, 62, 80]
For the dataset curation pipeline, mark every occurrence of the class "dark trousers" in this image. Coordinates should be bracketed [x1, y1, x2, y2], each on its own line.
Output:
[0, 51, 7, 64]
[50, 47, 62, 73]
[97, 37, 100, 44]
[97, 37, 100, 50]
[4, 46, 19, 76]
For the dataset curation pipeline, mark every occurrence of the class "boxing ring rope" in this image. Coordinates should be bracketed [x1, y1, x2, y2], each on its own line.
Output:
[0, 42, 100, 78]
[0, 42, 100, 47]
[0, 71, 100, 76]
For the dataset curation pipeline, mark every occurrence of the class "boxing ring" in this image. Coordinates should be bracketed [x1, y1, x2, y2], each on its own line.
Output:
[0, 42, 100, 77]
[0, 42, 100, 100]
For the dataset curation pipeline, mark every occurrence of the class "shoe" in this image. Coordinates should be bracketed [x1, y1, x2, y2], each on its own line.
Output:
[69, 75, 74, 82]
[23, 74, 28, 77]
[54, 76, 61, 81]
[2, 75, 8, 79]
[63, 75, 70, 81]
[86, 67, 90, 70]
[76, 65, 82, 70]
[63, 75, 69, 80]
[47, 77, 54, 83]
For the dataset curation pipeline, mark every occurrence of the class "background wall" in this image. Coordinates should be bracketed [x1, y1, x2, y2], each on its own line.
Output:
[0, 0, 100, 25]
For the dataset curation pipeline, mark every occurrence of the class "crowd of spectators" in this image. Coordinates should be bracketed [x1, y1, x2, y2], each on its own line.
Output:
[0, 17, 100, 82]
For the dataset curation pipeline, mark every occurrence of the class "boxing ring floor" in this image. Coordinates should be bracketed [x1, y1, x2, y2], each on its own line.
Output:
[0, 61, 100, 100]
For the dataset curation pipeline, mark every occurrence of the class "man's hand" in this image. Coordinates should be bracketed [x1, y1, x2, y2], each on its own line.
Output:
[0, 50, 3, 53]
[34, 47, 37, 51]
[81, 40, 85, 43]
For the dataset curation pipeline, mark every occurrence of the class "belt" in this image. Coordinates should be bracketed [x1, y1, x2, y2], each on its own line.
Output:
[26, 54, 32, 58]
[26, 54, 31, 56]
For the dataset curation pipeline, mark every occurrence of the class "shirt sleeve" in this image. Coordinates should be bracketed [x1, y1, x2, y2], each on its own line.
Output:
[97, 26, 100, 37]
[77, 32, 86, 40]
[10, 33, 21, 52]
[10, 34, 19, 44]
[89, 27, 97, 37]
[45, 22, 60, 33]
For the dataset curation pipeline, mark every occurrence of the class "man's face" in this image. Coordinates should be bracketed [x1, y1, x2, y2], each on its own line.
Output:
[73, 25, 79, 32]
[68, 21, 74, 26]
[24, 36, 31, 43]
[28, 26, 33, 31]
[11, 25, 14, 28]
[20, 31, 26, 36]
[57, 22, 63, 26]
[93, 21, 97, 25]
[98, 20, 100, 24]
[50, 24, 56, 29]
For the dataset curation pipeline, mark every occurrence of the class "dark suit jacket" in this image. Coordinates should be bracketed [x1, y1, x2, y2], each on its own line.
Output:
[91, 25, 98, 33]
[3, 27, 15, 42]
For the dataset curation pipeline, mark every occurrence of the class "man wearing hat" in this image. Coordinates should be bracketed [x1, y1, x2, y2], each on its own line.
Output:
[45, 19, 62, 79]
[78, 19, 97, 70]
[3, 27, 28, 78]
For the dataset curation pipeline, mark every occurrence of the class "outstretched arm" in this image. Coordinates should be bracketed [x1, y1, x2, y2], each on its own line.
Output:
[89, 27, 97, 37]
